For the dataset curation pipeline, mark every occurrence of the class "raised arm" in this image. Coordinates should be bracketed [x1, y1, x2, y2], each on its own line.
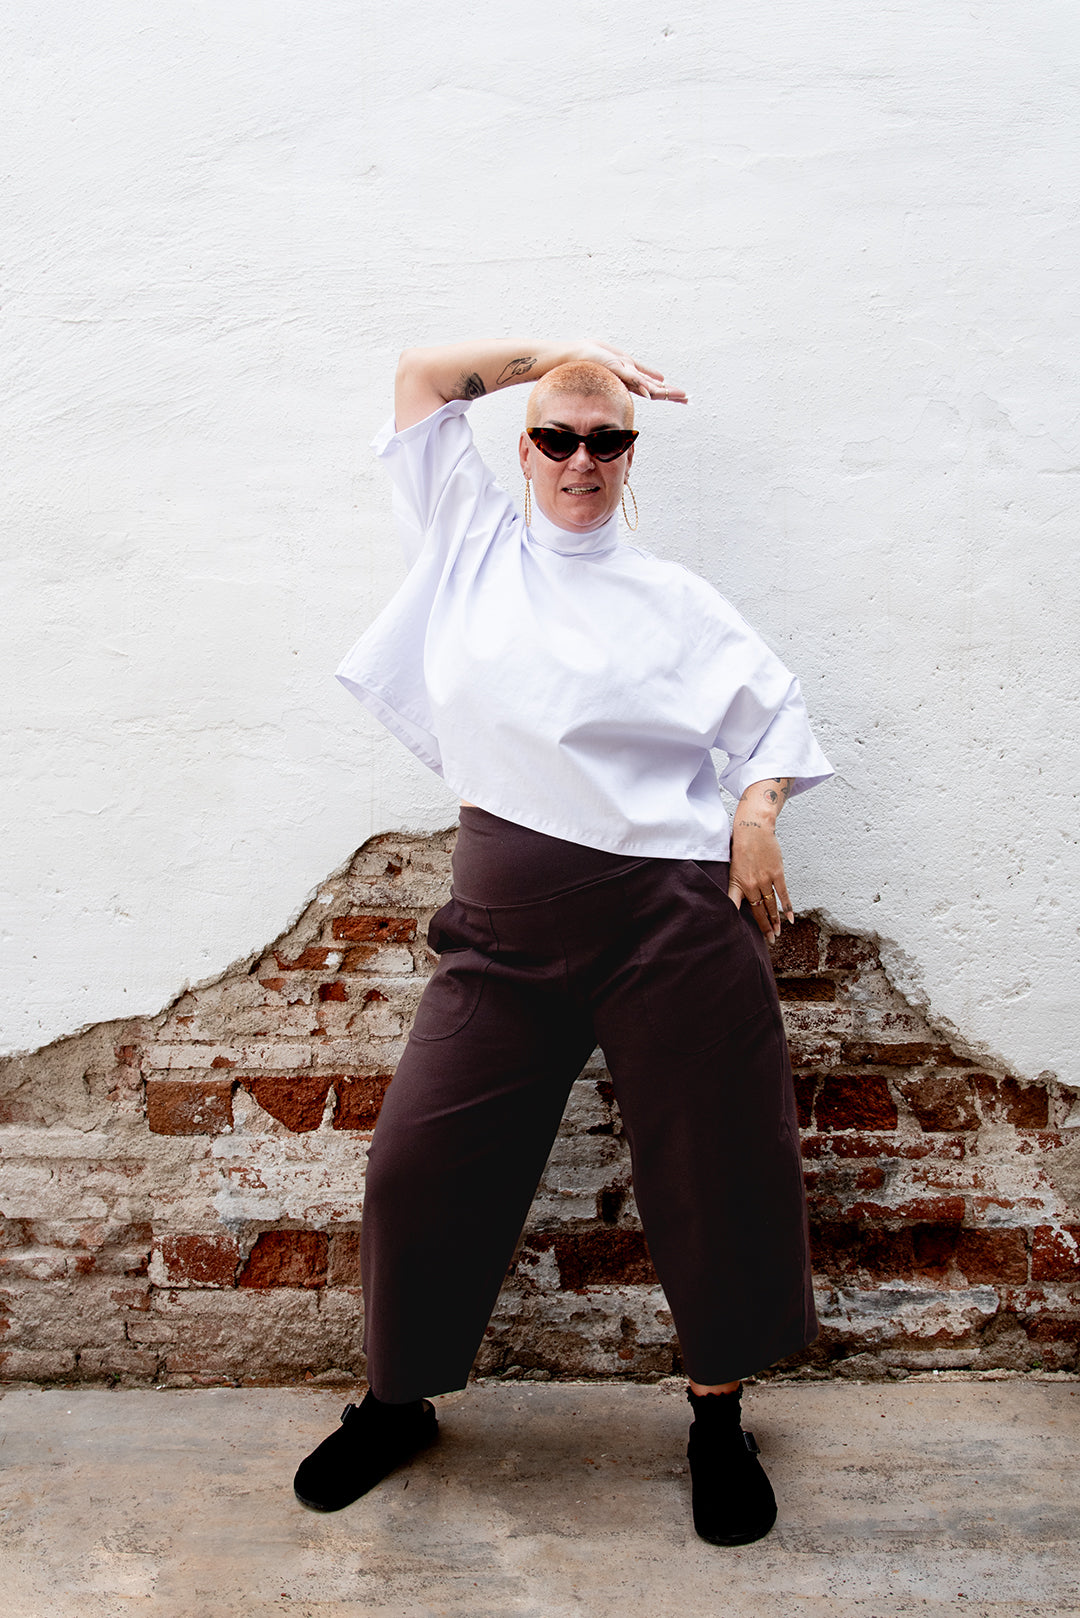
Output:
[394, 338, 687, 431]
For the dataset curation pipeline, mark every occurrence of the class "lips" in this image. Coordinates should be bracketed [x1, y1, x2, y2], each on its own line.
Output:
[563, 484, 601, 494]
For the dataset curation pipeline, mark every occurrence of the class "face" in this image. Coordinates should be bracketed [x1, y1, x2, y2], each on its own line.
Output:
[518, 393, 635, 533]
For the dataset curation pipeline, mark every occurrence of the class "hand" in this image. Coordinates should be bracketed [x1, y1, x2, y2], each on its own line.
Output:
[578, 338, 688, 404]
[727, 817, 794, 945]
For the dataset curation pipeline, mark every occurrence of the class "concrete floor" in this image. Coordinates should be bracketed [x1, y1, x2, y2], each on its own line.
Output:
[1, 1379, 1078, 1618]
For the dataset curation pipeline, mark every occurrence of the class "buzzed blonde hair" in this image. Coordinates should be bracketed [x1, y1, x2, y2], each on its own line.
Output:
[526, 362, 635, 430]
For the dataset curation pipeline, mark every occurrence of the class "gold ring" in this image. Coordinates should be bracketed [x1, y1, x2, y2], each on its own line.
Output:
[749, 898, 765, 906]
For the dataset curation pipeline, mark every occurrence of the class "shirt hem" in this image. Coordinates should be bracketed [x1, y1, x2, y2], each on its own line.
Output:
[335, 673, 445, 778]
[443, 786, 735, 862]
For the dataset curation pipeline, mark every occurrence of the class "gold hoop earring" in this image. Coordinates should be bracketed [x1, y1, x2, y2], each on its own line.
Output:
[621, 482, 639, 531]
[524, 476, 532, 526]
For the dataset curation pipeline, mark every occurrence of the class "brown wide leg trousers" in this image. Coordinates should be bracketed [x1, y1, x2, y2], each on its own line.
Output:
[360, 808, 816, 1401]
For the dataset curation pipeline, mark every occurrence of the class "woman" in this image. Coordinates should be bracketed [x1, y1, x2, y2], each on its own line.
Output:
[296, 339, 833, 1546]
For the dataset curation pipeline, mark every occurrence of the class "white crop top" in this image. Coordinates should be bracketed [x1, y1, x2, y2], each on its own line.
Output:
[336, 398, 833, 858]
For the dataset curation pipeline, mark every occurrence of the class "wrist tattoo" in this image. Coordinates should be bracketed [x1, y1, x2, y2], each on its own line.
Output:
[457, 371, 487, 400]
[763, 777, 794, 807]
[495, 356, 537, 386]
[737, 819, 763, 830]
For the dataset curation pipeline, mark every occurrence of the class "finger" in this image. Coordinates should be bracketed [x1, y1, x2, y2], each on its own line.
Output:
[647, 380, 688, 403]
[747, 894, 774, 940]
[727, 878, 745, 910]
[774, 875, 794, 924]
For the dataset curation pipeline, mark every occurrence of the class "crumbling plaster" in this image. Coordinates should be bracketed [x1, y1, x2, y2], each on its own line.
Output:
[3, 1, 1078, 1083]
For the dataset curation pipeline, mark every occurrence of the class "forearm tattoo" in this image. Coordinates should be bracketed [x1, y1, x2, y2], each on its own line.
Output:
[495, 356, 537, 386]
[762, 778, 794, 807]
[456, 371, 487, 399]
[737, 819, 763, 830]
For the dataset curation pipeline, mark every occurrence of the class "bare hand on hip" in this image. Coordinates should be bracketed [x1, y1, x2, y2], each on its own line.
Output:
[726, 778, 796, 944]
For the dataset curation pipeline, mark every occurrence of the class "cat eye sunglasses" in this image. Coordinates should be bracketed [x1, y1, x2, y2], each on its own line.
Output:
[527, 427, 638, 462]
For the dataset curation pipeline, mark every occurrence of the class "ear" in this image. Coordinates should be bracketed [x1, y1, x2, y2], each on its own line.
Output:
[625, 440, 635, 476]
[518, 430, 531, 475]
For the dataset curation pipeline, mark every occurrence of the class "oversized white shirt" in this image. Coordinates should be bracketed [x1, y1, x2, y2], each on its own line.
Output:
[336, 398, 833, 858]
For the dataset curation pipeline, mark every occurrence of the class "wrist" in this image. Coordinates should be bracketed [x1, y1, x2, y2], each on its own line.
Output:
[735, 800, 778, 830]
[739, 777, 794, 822]
[735, 809, 777, 834]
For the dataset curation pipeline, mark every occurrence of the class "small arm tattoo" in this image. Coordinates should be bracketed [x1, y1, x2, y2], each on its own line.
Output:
[457, 371, 487, 400]
[763, 777, 794, 807]
[495, 356, 537, 386]
[737, 819, 764, 830]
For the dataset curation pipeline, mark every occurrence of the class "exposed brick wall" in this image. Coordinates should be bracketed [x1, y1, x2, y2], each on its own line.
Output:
[2, 829, 1078, 1386]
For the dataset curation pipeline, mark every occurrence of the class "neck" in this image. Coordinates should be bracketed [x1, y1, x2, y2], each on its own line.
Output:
[527, 502, 621, 558]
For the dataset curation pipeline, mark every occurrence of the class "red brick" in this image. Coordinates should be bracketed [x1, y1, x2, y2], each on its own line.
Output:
[331, 916, 417, 943]
[810, 1220, 915, 1280]
[327, 1228, 364, 1285]
[839, 1041, 971, 1068]
[1031, 1226, 1080, 1282]
[275, 946, 333, 970]
[824, 934, 881, 971]
[530, 1229, 658, 1290]
[114, 1044, 141, 1066]
[1017, 1132, 1065, 1155]
[318, 981, 348, 1002]
[769, 919, 820, 975]
[1024, 1316, 1080, 1348]
[974, 1074, 1049, 1129]
[210, 1054, 236, 1068]
[776, 978, 836, 1002]
[109, 1284, 152, 1311]
[332, 1073, 393, 1130]
[895, 1072, 978, 1132]
[792, 1073, 817, 1129]
[340, 945, 378, 971]
[849, 1196, 966, 1224]
[955, 1229, 1028, 1285]
[243, 1075, 333, 1132]
[998, 1284, 1052, 1314]
[971, 1195, 1044, 1222]
[237, 1230, 327, 1289]
[146, 1078, 233, 1135]
[911, 1224, 959, 1278]
[816, 1075, 898, 1132]
[159, 1233, 241, 1286]
[259, 977, 286, 992]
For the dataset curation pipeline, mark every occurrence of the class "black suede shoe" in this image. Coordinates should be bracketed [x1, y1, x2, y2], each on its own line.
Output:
[686, 1385, 777, 1546]
[293, 1390, 439, 1511]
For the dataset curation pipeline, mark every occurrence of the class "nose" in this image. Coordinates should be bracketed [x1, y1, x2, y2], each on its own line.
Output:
[567, 439, 596, 469]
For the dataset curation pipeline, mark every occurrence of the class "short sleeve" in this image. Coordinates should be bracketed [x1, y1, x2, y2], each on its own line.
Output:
[699, 587, 833, 799]
[715, 674, 834, 800]
[372, 399, 517, 568]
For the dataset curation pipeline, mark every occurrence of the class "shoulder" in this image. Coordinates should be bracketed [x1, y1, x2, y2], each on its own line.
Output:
[620, 547, 745, 616]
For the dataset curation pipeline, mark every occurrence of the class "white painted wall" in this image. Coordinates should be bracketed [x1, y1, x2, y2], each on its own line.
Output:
[4, 0, 1078, 1083]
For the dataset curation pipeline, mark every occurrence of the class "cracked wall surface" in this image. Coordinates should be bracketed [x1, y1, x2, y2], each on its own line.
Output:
[4, 1, 1079, 1109]
[2, 829, 1078, 1388]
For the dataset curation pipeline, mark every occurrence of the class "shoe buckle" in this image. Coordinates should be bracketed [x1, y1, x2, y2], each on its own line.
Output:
[340, 1403, 357, 1422]
[742, 1429, 760, 1455]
